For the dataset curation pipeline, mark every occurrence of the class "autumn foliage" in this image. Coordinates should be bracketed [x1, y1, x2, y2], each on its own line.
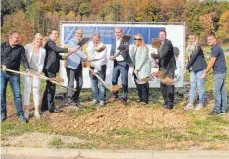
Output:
[1, 0, 229, 44]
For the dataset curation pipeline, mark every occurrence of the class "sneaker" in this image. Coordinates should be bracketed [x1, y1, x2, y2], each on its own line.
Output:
[34, 110, 41, 119]
[1, 113, 7, 122]
[99, 101, 105, 107]
[18, 115, 27, 123]
[208, 111, 221, 116]
[92, 100, 99, 106]
[184, 103, 194, 111]
[140, 101, 147, 105]
[220, 110, 228, 115]
[136, 99, 143, 103]
[24, 110, 30, 119]
[194, 104, 204, 111]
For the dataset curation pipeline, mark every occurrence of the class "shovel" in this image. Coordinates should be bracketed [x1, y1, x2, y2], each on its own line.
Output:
[87, 67, 121, 92]
[134, 73, 155, 84]
[28, 70, 76, 91]
[66, 37, 90, 58]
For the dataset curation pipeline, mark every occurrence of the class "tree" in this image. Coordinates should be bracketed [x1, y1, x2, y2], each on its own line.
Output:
[1, 10, 33, 44]
[1, 0, 24, 26]
[78, 3, 92, 21]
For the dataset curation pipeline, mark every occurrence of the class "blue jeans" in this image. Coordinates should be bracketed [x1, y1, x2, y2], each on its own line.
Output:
[213, 73, 227, 113]
[189, 69, 205, 105]
[89, 65, 106, 101]
[1, 70, 24, 116]
[112, 64, 129, 100]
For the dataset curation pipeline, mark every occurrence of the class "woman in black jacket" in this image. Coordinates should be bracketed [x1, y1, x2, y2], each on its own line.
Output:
[184, 34, 207, 111]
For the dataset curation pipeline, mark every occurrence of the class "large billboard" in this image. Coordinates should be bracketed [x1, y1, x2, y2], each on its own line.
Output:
[60, 22, 186, 88]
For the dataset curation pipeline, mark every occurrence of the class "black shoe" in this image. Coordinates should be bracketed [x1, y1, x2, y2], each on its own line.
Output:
[209, 111, 221, 116]
[1, 113, 7, 122]
[49, 108, 63, 113]
[18, 115, 27, 123]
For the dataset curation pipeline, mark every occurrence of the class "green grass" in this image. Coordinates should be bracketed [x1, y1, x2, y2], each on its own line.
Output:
[48, 137, 62, 147]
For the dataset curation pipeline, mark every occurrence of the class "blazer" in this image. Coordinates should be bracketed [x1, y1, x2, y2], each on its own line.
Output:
[110, 38, 132, 67]
[131, 45, 151, 79]
[152, 39, 176, 76]
[43, 39, 68, 73]
[186, 45, 207, 72]
[24, 44, 46, 73]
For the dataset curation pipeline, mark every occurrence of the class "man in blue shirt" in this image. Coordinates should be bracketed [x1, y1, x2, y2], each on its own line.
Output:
[66, 28, 87, 106]
[200, 33, 227, 115]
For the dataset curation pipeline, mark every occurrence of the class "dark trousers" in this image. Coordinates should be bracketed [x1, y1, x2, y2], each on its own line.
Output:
[1, 70, 23, 116]
[66, 66, 83, 103]
[41, 71, 56, 111]
[160, 83, 174, 109]
[134, 74, 149, 104]
[112, 64, 129, 100]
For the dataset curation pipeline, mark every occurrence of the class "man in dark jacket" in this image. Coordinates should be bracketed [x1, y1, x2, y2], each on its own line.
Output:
[152, 30, 176, 109]
[41, 29, 76, 113]
[1, 31, 30, 123]
[109, 28, 132, 104]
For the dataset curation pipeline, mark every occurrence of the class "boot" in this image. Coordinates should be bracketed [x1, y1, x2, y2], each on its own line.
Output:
[24, 106, 30, 120]
[34, 105, 41, 119]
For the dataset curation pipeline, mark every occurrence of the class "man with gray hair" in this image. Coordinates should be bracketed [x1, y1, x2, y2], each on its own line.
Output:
[67, 28, 88, 107]
[86, 33, 107, 107]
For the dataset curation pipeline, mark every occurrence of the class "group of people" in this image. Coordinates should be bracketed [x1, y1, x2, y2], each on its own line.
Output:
[1, 27, 227, 123]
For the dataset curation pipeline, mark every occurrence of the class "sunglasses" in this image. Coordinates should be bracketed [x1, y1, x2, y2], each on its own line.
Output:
[134, 38, 142, 41]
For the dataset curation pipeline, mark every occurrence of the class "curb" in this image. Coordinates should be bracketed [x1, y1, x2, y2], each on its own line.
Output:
[1, 147, 229, 159]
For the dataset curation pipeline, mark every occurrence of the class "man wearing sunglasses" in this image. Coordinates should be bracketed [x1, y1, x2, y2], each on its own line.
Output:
[109, 28, 132, 104]
[151, 30, 176, 110]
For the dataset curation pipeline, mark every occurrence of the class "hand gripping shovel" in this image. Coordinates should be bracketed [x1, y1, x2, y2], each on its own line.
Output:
[66, 37, 90, 58]
[29, 70, 76, 91]
[134, 72, 155, 85]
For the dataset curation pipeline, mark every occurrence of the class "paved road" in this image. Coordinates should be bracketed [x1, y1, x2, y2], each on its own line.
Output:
[1, 147, 229, 159]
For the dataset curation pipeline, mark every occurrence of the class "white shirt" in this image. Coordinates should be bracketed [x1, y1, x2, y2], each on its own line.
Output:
[86, 41, 107, 72]
[116, 38, 121, 52]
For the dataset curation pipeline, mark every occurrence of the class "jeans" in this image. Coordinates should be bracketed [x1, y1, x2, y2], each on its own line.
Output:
[89, 65, 106, 101]
[66, 65, 83, 103]
[189, 69, 206, 105]
[213, 73, 227, 113]
[1, 70, 24, 116]
[112, 64, 129, 100]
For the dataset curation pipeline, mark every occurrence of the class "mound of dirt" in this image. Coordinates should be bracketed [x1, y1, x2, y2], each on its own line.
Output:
[51, 106, 191, 134]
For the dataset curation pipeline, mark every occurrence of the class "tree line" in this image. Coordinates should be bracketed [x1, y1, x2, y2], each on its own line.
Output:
[1, 0, 229, 45]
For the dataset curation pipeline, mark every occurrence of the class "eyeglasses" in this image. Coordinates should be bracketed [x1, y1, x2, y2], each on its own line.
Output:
[134, 38, 142, 41]
[77, 32, 83, 34]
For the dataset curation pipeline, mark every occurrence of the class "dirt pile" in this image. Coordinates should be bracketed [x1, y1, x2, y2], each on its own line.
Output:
[51, 106, 190, 134]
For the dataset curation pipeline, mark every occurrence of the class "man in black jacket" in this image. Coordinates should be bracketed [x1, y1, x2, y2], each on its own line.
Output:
[41, 29, 76, 113]
[1, 31, 30, 123]
[152, 30, 176, 109]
